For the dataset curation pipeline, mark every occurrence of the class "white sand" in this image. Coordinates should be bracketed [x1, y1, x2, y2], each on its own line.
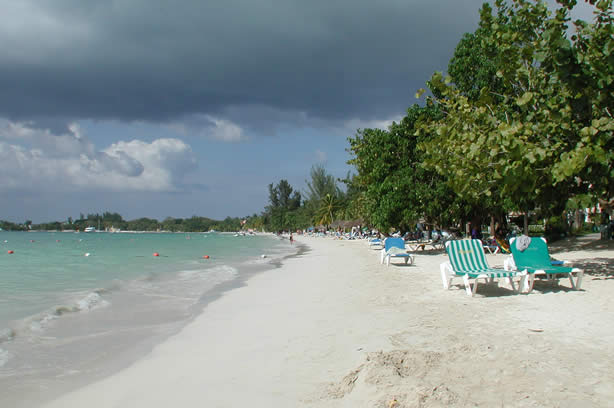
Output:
[43, 234, 614, 407]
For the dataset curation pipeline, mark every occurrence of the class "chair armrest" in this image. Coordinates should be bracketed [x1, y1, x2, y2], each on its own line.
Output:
[503, 256, 516, 271]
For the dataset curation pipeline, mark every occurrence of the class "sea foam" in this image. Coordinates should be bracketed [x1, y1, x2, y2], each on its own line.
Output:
[29, 292, 110, 332]
[0, 347, 9, 367]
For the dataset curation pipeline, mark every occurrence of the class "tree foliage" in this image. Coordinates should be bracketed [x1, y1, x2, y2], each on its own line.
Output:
[305, 164, 341, 204]
[304, 164, 348, 226]
[347, 104, 465, 232]
[264, 179, 303, 231]
[418, 0, 613, 225]
[9, 213, 249, 233]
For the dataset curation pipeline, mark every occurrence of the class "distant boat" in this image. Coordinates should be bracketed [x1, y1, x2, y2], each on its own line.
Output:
[84, 227, 96, 233]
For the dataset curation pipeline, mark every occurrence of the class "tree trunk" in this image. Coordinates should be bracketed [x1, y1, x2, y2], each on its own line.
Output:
[523, 213, 529, 236]
[601, 210, 611, 240]
[490, 216, 495, 237]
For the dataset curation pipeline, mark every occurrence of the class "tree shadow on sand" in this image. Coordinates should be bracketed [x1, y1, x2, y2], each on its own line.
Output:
[447, 282, 520, 297]
[549, 234, 614, 253]
[573, 257, 614, 280]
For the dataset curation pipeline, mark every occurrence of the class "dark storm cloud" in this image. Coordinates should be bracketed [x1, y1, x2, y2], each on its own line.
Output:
[0, 0, 487, 126]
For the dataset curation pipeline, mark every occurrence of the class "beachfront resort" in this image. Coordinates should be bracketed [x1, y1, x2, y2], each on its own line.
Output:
[0, 0, 612, 407]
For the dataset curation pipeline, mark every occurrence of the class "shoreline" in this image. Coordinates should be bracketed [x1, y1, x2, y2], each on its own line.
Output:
[1, 234, 300, 408]
[30, 234, 614, 407]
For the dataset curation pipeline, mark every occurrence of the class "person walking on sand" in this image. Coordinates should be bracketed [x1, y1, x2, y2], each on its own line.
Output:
[290, 233, 294, 244]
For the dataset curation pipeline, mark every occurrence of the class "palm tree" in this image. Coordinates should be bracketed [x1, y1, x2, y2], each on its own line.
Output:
[316, 193, 341, 229]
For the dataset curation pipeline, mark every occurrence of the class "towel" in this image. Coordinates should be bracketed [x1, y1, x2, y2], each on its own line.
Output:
[515, 235, 531, 252]
[387, 247, 408, 255]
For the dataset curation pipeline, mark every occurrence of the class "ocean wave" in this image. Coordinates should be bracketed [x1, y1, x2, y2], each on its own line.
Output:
[0, 347, 9, 367]
[0, 328, 15, 344]
[29, 291, 110, 332]
[177, 264, 238, 282]
[56, 292, 110, 315]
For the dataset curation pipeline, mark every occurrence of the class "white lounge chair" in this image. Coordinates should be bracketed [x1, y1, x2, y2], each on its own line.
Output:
[381, 237, 414, 266]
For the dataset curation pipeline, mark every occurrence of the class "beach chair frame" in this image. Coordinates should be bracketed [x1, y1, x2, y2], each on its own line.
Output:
[381, 237, 414, 267]
[441, 239, 527, 296]
[506, 237, 584, 291]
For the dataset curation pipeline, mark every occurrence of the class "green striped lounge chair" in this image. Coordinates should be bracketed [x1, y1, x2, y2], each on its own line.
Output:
[506, 237, 583, 292]
[441, 239, 527, 296]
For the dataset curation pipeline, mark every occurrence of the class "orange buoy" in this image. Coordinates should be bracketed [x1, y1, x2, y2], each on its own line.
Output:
[7, 250, 14, 254]
[153, 252, 160, 257]
[202, 255, 210, 259]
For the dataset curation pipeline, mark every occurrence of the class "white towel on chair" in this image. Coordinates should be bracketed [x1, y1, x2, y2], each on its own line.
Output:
[387, 247, 407, 255]
[515, 235, 531, 252]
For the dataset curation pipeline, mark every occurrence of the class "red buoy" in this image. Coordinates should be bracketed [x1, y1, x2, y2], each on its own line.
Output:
[203, 255, 210, 259]
[7, 250, 14, 254]
[153, 252, 160, 257]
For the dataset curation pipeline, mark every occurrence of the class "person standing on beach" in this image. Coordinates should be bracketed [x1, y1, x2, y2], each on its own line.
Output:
[290, 233, 294, 244]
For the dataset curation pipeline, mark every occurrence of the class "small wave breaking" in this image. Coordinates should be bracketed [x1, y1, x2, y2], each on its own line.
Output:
[0, 328, 15, 344]
[7, 291, 111, 338]
[44, 291, 110, 322]
[0, 347, 9, 367]
[177, 264, 238, 282]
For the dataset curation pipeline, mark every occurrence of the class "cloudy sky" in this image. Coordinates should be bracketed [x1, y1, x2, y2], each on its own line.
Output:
[0, 0, 597, 223]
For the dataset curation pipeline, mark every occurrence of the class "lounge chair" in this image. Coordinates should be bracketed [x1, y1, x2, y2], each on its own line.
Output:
[410, 236, 446, 251]
[482, 238, 500, 254]
[505, 237, 583, 291]
[381, 237, 414, 266]
[441, 239, 527, 296]
[368, 237, 383, 248]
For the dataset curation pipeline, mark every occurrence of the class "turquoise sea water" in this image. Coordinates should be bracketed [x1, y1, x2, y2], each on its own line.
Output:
[0, 230, 292, 406]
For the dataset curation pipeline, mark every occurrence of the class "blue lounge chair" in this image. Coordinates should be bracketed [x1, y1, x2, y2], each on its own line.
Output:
[441, 239, 527, 296]
[367, 237, 383, 248]
[381, 237, 414, 266]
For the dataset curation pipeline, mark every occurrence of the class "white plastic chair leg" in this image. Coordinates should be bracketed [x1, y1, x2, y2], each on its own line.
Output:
[440, 264, 450, 289]
[575, 270, 583, 290]
[569, 269, 584, 290]
[523, 273, 535, 293]
[463, 274, 474, 296]
[508, 277, 517, 292]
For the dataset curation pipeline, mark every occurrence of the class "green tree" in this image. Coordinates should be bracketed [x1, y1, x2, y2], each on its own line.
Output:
[305, 164, 341, 204]
[304, 164, 345, 225]
[446, 12, 504, 102]
[418, 0, 613, 234]
[347, 104, 462, 233]
[265, 179, 302, 231]
[315, 193, 341, 228]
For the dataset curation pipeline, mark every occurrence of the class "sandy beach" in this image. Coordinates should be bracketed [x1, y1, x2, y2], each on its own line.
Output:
[41, 234, 614, 408]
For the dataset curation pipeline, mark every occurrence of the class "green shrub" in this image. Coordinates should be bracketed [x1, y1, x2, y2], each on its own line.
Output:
[528, 224, 545, 234]
[545, 216, 568, 241]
